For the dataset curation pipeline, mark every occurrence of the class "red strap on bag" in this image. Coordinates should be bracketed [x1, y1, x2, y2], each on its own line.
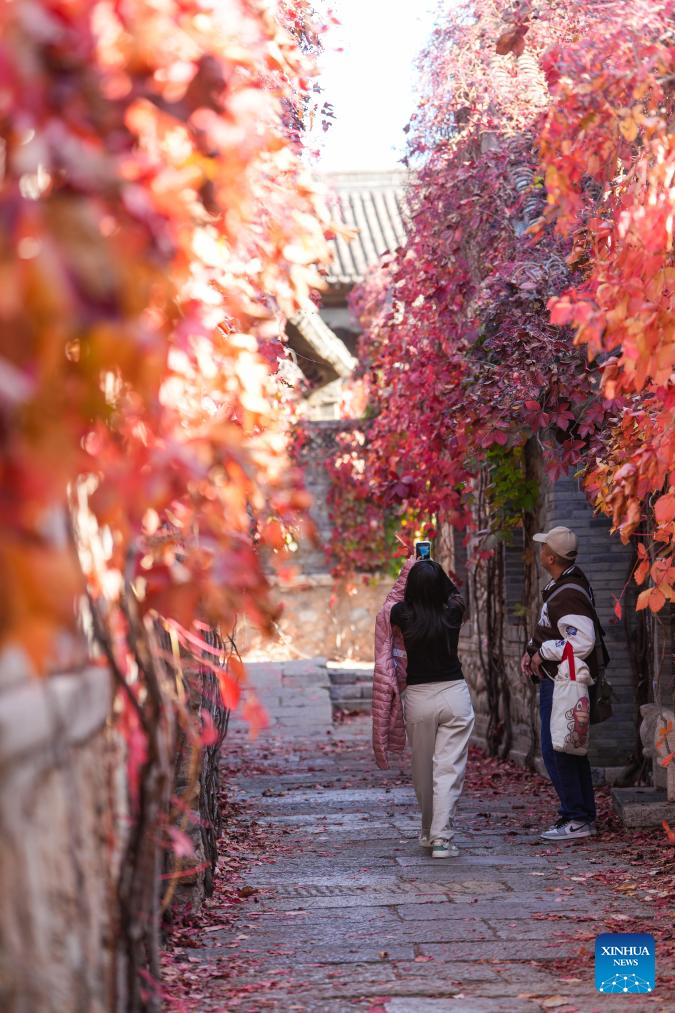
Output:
[562, 640, 576, 681]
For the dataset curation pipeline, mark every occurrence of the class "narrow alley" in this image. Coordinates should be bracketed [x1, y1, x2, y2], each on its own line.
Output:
[163, 660, 673, 1013]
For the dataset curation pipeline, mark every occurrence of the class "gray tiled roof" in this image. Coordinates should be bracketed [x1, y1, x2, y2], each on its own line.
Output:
[321, 170, 409, 286]
[287, 308, 357, 380]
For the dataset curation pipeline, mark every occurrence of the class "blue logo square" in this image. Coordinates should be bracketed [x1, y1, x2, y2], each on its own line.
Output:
[595, 933, 655, 993]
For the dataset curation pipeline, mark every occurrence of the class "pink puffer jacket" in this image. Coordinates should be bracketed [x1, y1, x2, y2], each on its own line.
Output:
[372, 557, 414, 770]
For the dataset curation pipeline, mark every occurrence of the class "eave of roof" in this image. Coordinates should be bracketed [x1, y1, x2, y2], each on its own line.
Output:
[286, 308, 357, 380]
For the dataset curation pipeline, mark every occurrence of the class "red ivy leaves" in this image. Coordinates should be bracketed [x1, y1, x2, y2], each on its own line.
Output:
[328, 1, 603, 563]
[328, 0, 674, 619]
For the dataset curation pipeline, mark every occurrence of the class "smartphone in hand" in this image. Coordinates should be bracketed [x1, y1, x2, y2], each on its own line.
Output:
[415, 540, 431, 560]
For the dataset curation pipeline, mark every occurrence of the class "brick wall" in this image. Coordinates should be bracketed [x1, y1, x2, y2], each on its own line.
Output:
[0, 642, 233, 1010]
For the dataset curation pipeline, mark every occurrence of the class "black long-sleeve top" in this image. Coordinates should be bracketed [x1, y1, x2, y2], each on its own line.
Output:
[390, 597, 465, 685]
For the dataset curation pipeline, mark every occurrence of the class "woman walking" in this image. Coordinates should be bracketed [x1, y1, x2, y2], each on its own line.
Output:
[372, 554, 474, 858]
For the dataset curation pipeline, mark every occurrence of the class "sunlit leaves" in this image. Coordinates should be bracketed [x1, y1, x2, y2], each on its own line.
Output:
[0, 1, 330, 685]
[540, 1, 674, 611]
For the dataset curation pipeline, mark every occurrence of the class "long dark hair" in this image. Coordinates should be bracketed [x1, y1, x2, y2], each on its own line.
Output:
[400, 560, 460, 644]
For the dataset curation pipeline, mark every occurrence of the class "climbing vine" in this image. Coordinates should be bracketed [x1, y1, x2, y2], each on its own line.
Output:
[485, 445, 539, 536]
[332, 1, 605, 572]
[329, 0, 674, 624]
[322, 0, 673, 762]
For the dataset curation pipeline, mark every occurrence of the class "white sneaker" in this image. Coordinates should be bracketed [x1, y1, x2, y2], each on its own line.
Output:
[540, 820, 593, 841]
[419, 831, 432, 848]
[431, 839, 459, 858]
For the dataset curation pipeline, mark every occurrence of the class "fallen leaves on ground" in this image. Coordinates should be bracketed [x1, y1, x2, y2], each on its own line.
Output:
[161, 733, 674, 1009]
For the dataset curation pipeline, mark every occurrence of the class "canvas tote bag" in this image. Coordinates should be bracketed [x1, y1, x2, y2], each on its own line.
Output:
[550, 641, 594, 756]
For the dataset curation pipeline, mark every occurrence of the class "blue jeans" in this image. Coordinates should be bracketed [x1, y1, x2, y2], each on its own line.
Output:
[539, 675, 596, 823]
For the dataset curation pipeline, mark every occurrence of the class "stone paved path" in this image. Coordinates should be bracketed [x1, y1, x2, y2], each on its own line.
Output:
[168, 660, 672, 1012]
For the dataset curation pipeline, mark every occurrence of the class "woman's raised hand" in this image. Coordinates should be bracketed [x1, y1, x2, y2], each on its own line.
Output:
[394, 532, 415, 563]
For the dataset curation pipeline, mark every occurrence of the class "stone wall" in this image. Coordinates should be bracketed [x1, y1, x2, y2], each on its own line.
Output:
[169, 635, 230, 909]
[0, 636, 232, 1011]
[0, 665, 125, 1013]
[460, 614, 537, 770]
[327, 661, 375, 717]
[238, 573, 388, 662]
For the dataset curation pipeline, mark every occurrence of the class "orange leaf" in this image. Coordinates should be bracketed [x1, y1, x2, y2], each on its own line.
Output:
[261, 519, 287, 550]
[613, 599, 622, 621]
[634, 558, 650, 586]
[658, 750, 675, 768]
[636, 588, 652, 610]
[549, 298, 575, 326]
[655, 492, 675, 525]
[217, 670, 241, 710]
[619, 116, 639, 142]
[648, 587, 667, 613]
[227, 653, 246, 684]
[662, 821, 675, 844]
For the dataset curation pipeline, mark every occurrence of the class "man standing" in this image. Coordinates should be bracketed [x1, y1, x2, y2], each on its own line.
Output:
[521, 526, 598, 841]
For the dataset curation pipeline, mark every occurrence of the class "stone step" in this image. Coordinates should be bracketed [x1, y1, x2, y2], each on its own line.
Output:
[329, 684, 373, 703]
[326, 663, 375, 717]
[328, 669, 374, 686]
[612, 786, 675, 827]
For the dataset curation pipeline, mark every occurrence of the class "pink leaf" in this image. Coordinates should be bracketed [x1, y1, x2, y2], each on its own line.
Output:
[167, 826, 195, 859]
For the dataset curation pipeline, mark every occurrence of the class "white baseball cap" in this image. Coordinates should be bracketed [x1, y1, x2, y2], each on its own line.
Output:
[532, 525, 578, 560]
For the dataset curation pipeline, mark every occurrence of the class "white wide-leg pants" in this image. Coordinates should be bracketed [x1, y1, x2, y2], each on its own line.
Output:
[403, 680, 475, 842]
